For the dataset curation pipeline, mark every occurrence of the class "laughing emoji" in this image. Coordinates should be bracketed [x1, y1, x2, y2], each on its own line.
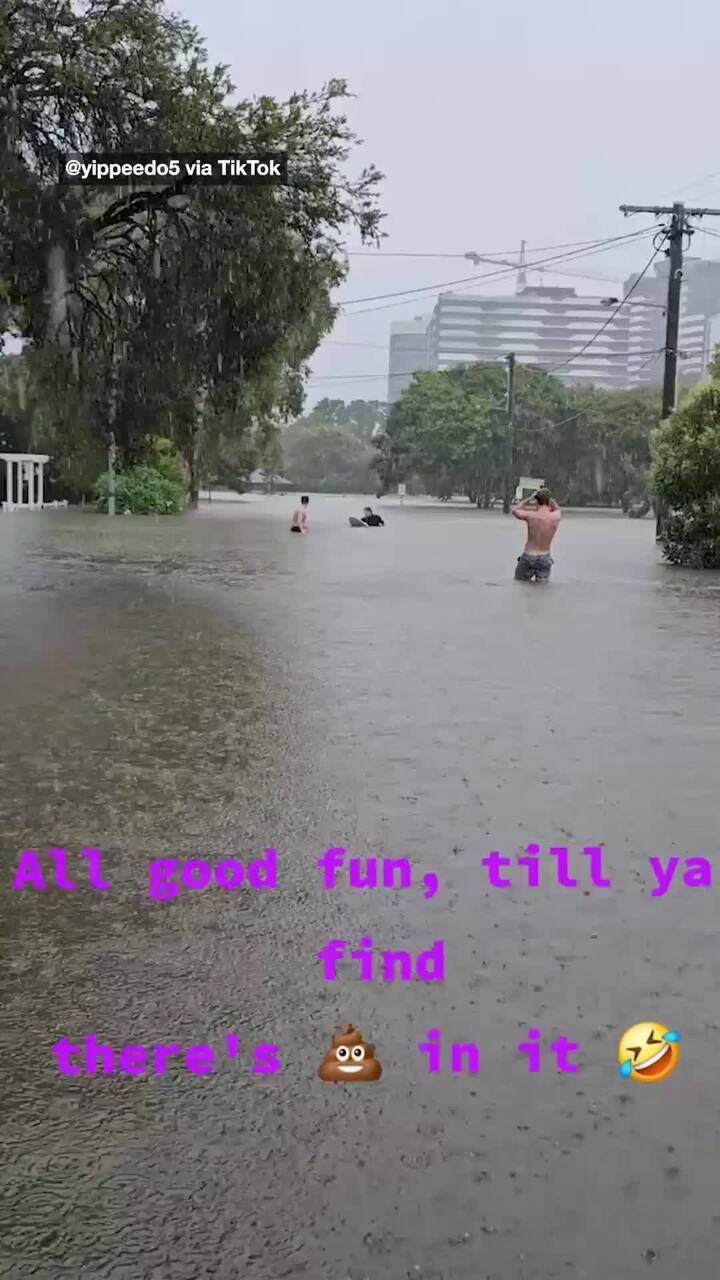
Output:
[318, 1024, 382, 1082]
[618, 1022, 681, 1082]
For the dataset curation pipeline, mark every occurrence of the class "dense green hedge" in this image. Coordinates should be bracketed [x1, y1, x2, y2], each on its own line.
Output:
[653, 383, 720, 568]
[94, 436, 186, 514]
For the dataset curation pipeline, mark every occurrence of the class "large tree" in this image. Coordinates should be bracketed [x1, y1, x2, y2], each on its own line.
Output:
[380, 362, 574, 504]
[283, 423, 376, 493]
[379, 361, 660, 506]
[553, 385, 660, 506]
[294, 398, 389, 443]
[1, 0, 384, 500]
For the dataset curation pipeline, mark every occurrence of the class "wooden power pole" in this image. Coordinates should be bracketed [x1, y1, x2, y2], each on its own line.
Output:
[620, 201, 720, 538]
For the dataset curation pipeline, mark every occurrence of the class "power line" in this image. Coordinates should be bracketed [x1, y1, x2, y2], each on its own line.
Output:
[308, 349, 669, 382]
[345, 238, 612, 258]
[337, 232, 656, 321]
[631, 349, 666, 375]
[545, 240, 668, 374]
[339, 229, 654, 307]
[661, 168, 720, 202]
[345, 241, 634, 287]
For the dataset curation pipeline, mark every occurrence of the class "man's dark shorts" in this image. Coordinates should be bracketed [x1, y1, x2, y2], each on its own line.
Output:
[515, 552, 553, 581]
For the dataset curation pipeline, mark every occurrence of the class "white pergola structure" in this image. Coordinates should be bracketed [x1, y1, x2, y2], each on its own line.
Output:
[1, 453, 49, 512]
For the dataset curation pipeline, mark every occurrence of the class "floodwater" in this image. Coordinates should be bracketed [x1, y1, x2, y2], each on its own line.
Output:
[2, 495, 720, 1280]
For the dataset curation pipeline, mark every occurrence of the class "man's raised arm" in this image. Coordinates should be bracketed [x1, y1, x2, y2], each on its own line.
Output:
[512, 490, 538, 520]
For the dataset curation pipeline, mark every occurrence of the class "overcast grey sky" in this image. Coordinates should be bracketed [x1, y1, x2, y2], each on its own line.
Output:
[177, 0, 720, 403]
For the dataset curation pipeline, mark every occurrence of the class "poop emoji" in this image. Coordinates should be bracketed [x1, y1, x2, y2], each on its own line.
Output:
[318, 1024, 382, 1082]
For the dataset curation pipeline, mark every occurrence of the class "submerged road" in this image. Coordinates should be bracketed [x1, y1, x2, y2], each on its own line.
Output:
[2, 496, 720, 1280]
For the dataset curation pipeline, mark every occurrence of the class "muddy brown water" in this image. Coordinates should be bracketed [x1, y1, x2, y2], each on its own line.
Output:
[2, 497, 720, 1280]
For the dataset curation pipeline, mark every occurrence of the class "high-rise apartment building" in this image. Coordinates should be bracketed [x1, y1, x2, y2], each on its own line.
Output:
[426, 286, 632, 389]
[399, 261, 720, 392]
[387, 317, 430, 402]
[623, 257, 720, 387]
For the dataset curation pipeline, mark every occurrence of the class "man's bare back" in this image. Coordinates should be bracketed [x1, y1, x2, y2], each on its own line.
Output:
[290, 495, 309, 533]
[511, 489, 561, 580]
[513, 504, 560, 553]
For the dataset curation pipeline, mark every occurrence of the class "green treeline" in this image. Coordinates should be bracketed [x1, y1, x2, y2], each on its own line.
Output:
[374, 363, 661, 508]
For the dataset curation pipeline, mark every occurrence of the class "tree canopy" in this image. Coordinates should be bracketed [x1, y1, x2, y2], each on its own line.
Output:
[376, 362, 661, 506]
[283, 422, 377, 493]
[294, 398, 389, 443]
[0, 0, 384, 502]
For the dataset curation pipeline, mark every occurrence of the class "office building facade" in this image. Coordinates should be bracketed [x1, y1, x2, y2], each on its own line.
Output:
[623, 257, 720, 387]
[387, 317, 430, 402]
[426, 286, 632, 389]
[416, 263, 720, 392]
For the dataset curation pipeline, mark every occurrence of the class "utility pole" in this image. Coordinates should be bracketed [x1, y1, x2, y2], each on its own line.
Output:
[619, 201, 720, 539]
[503, 352, 516, 514]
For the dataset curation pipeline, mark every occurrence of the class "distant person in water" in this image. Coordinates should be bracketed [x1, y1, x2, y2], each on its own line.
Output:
[511, 488, 560, 581]
[290, 495, 309, 533]
[361, 506, 384, 526]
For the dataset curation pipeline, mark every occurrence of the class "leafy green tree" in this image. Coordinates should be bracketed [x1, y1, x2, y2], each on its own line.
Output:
[556, 386, 660, 506]
[652, 382, 720, 566]
[386, 369, 499, 501]
[295, 398, 389, 443]
[379, 361, 661, 507]
[283, 424, 376, 492]
[381, 362, 572, 503]
[1, 1, 384, 500]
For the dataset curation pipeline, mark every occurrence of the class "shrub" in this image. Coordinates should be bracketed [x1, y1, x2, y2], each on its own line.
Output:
[652, 383, 720, 567]
[143, 436, 187, 487]
[95, 464, 185, 514]
[661, 499, 720, 568]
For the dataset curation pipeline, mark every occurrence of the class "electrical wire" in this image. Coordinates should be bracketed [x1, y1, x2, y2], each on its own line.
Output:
[661, 168, 720, 201]
[338, 230, 657, 320]
[344, 235, 643, 259]
[347, 259, 626, 286]
[545, 238, 668, 374]
[339, 228, 655, 307]
[308, 350, 669, 382]
[630, 349, 665, 375]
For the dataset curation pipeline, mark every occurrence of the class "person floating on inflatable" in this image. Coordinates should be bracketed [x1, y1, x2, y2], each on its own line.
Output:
[349, 506, 385, 528]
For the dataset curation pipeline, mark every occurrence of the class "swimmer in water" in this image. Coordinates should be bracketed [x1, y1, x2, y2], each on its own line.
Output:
[290, 495, 309, 533]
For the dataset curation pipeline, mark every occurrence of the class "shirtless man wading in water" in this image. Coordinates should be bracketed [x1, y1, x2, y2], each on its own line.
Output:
[511, 488, 561, 581]
[290, 495, 309, 533]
